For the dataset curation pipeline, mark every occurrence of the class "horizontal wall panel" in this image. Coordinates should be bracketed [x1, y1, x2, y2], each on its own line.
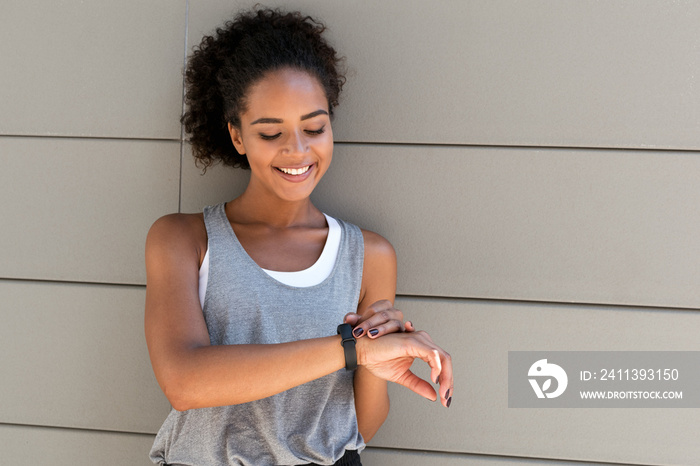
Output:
[188, 0, 700, 150]
[372, 297, 700, 465]
[0, 280, 171, 433]
[0, 424, 155, 466]
[181, 143, 700, 309]
[0, 137, 180, 284]
[362, 447, 618, 466]
[0, 0, 185, 139]
[0, 429, 621, 466]
[179, 144, 250, 213]
[313, 144, 700, 309]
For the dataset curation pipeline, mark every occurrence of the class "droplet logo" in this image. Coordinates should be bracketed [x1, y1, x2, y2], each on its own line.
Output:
[528, 359, 568, 399]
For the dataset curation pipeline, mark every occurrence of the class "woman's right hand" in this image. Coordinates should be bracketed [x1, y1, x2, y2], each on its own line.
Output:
[343, 300, 414, 339]
[355, 330, 453, 408]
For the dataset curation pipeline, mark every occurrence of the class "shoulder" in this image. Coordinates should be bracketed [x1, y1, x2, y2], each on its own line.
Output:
[147, 212, 206, 244]
[330, 216, 394, 261]
[361, 229, 396, 265]
[146, 213, 207, 266]
[358, 228, 397, 305]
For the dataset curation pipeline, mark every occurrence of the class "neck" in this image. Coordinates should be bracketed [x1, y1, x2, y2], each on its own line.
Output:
[227, 185, 323, 229]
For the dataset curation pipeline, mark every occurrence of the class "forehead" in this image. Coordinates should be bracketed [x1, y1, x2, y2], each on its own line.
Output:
[243, 68, 328, 118]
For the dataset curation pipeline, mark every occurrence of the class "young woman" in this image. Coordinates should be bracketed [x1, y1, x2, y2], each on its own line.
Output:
[145, 8, 453, 466]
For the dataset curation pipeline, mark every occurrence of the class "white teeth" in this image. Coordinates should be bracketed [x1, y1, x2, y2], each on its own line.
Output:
[278, 165, 311, 175]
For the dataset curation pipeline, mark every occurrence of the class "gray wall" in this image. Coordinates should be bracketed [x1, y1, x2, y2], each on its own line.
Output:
[2, 1, 699, 464]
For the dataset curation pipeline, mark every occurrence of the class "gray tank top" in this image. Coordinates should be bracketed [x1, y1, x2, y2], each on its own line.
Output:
[150, 202, 366, 466]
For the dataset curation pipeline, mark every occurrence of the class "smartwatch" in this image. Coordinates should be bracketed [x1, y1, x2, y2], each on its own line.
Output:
[336, 323, 357, 371]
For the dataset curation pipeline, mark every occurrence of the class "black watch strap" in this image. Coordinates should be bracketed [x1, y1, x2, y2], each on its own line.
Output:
[336, 323, 357, 371]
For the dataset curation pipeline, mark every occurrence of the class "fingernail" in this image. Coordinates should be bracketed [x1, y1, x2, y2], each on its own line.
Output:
[445, 388, 450, 399]
[353, 328, 364, 337]
[446, 397, 452, 408]
[369, 329, 379, 337]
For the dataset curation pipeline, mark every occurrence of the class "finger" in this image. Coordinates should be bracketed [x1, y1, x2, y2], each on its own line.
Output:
[355, 308, 404, 338]
[351, 301, 392, 337]
[426, 348, 443, 391]
[437, 350, 454, 408]
[367, 299, 394, 313]
[410, 331, 453, 408]
[394, 369, 438, 402]
[404, 334, 445, 395]
[367, 319, 405, 339]
[343, 312, 361, 326]
[404, 321, 415, 332]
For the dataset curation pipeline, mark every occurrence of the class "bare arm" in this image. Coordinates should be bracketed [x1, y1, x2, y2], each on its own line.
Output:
[351, 230, 396, 441]
[144, 214, 347, 411]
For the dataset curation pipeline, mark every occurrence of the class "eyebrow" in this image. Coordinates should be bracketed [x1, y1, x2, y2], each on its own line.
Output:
[300, 109, 329, 121]
[250, 109, 328, 125]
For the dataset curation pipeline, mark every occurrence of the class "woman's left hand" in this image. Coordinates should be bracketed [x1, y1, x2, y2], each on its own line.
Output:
[344, 300, 414, 339]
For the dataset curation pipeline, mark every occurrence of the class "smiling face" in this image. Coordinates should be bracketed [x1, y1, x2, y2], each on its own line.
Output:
[228, 68, 333, 203]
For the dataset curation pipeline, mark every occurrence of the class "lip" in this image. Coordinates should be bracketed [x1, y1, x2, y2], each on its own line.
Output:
[273, 163, 316, 183]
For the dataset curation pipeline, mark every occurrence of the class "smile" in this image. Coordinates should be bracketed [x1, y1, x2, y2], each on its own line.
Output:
[276, 165, 312, 176]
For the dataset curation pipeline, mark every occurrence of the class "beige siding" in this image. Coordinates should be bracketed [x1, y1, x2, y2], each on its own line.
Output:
[375, 297, 700, 465]
[190, 0, 700, 150]
[314, 145, 700, 309]
[180, 145, 250, 213]
[0, 280, 170, 433]
[0, 424, 155, 466]
[0, 0, 186, 139]
[361, 448, 621, 466]
[1, 0, 698, 464]
[182, 144, 700, 309]
[0, 137, 180, 284]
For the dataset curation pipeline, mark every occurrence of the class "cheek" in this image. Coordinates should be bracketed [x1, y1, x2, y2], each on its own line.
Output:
[316, 144, 333, 179]
[313, 132, 334, 160]
[243, 139, 275, 162]
[315, 143, 333, 171]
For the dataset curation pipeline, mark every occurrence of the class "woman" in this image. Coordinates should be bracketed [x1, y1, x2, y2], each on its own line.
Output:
[145, 8, 453, 466]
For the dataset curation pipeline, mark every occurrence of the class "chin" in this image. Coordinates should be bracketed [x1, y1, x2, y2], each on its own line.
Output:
[278, 189, 316, 203]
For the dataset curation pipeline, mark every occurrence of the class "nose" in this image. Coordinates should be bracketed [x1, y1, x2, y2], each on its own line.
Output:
[286, 130, 309, 155]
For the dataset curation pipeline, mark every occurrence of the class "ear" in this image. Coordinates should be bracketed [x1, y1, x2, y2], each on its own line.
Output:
[228, 122, 246, 155]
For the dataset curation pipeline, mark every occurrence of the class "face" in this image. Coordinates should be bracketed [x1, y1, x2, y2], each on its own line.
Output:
[228, 68, 333, 203]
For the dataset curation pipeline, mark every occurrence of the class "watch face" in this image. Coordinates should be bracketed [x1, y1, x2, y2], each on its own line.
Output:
[338, 323, 354, 340]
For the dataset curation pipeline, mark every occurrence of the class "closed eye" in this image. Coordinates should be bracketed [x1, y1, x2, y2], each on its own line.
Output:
[305, 126, 325, 136]
[259, 126, 325, 140]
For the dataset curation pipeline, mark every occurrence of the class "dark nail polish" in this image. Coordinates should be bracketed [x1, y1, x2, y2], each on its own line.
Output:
[369, 329, 379, 337]
[445, 388, 450, 399]
[446, 397, 452, 408]
[353, 328, 364, 337]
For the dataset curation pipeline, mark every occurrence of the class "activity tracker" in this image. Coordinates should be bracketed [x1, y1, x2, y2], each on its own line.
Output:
[336, 323, 357, 371]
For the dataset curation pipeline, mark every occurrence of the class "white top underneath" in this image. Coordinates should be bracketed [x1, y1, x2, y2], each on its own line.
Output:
[199, 214, 341, 307]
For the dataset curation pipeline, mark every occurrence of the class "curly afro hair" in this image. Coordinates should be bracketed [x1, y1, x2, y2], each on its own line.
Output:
[182, 7, 346, 170]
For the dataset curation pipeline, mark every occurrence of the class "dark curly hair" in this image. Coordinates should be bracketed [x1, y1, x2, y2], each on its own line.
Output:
[182, 7, 346, 170]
